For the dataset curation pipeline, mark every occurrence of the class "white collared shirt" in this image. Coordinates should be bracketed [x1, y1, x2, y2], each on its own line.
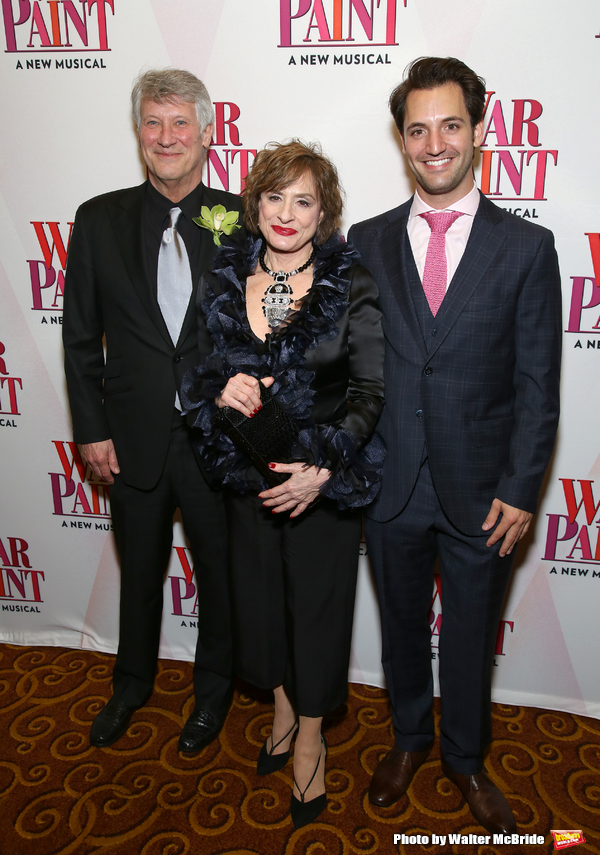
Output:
[407, 182, 480, 289]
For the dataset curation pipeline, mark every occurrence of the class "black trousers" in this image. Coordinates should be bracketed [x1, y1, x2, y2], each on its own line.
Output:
[226, 492, 362, 718]
[365, 459, 515, 774]
[109, 412, 232, 710]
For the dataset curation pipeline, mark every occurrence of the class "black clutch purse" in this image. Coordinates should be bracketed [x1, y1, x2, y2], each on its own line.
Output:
[212, 382, 300, 486]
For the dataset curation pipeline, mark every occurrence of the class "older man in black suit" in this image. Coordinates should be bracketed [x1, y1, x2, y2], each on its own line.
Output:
[349, 57, 561, 833]
[63, 69, 243, 751]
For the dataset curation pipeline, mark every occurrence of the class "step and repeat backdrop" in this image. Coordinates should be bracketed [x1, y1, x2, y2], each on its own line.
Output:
[1, 0, 599, 718]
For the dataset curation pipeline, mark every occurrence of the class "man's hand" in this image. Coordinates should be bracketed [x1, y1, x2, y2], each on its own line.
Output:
[482, 498, 533, 557]
[79, 439, 120, 484]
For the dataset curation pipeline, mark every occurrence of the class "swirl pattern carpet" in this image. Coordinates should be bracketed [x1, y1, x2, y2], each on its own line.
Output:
[0, 643, 598, 855]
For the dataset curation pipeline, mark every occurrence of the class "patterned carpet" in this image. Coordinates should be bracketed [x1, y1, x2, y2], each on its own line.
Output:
[0, 644, 598, 855]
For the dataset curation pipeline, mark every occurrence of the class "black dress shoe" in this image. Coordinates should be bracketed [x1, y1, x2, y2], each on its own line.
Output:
[90, 698, 137, 747]
[178, 707, 227, 754]
[369, 744, 432, 806]
[442, 761, 517, 834]
[290, 734, 328, 828]
[257, 720, 298, 776]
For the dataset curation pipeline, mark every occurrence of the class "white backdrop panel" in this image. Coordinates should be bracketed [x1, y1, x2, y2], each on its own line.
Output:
[1, 0, 599, 718]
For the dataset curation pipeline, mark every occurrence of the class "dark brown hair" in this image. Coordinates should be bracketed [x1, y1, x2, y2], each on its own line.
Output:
[389, 56, 486, 135]
[243, 140, 343, 245]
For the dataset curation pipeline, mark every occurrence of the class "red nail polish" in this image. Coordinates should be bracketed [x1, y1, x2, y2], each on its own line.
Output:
[257, 405, 263, 411]
[268, 463, 276, 469]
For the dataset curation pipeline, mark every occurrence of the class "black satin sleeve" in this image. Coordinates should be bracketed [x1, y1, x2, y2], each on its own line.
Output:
[306, 264, 386, 507]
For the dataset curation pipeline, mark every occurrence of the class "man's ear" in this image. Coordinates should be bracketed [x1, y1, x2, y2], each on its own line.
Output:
[473, 119, 484, 149]
[399, 132, 407, 155]
[202, 123, 214, 150]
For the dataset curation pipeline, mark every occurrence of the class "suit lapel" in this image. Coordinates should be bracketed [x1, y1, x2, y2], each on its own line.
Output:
[110, 183, 174, 347]
[379, 202, 428, 358]
[177, 184, 222, 346]
[426, 193, 506, 359]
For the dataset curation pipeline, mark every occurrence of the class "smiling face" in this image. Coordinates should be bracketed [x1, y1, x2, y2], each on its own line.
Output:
[401, 82, 483, 208]
[258, 172, 323, 263]
[138, 97, 213, 202]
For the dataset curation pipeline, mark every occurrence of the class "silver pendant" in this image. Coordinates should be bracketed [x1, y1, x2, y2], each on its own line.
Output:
[263, 273, 294, 328]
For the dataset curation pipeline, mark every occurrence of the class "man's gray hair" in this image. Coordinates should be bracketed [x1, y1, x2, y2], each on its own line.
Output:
[131, 68, 215, 131]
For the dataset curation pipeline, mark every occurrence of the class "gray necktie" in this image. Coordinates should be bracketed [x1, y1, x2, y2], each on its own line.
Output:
[157, 206, 193, 346]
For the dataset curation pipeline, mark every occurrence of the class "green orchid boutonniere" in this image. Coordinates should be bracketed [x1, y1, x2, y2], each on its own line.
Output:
[193, 204, 241, 246]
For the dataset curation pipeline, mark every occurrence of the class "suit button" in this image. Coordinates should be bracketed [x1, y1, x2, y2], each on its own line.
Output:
[174, 355, 182, 363]
[424, 367, 433, 376]
[416, 409, 423, 418]
[431, 328, 437, 337]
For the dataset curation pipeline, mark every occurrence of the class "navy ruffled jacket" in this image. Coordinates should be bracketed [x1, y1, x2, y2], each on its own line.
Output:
[181, 233, 386, 509]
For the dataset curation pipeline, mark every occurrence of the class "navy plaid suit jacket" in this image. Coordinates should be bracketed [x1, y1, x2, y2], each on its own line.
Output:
[348, 192, 562, 535]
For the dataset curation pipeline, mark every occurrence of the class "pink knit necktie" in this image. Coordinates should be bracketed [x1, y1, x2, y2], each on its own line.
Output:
[419, 211, 463, 316]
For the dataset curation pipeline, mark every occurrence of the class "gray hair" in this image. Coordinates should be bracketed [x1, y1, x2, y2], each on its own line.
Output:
[131, 68, 215, 131]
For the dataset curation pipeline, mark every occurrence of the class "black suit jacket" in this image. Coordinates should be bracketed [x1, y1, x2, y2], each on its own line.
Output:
[348, 192, 562, 534]
[63, 180, 244, 490]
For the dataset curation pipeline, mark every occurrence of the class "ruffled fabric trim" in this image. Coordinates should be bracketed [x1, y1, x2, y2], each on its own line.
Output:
[181, 233, 384, 508]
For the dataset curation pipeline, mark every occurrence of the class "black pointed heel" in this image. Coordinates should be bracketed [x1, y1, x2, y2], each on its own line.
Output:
[290, 734, 328, 828]
[257, 719, 298, 776]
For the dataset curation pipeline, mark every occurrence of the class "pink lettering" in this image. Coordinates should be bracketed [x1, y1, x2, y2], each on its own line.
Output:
[0, 377, 22, 415]
[87, 0, 113, 51]
[9, 537, 30, 568]
[31, 221, 73, 270]
[482, 99, 510, 147]
[213, 103, 241, 147]
[511, 99, 543, 147]
[1, 0, 30, 51]
[566, 277, 600, 333]
[543, 514, 579, 560]
[170, 577, 196, 616]
[28, 260, 57, 311]
[49, 472, 76, 515]
[27, 1, 52, 47]
[279, 0, 312, 46]
[173, 546, 194, 586]
[346, 0, 375, 42]
[525, 149, 558, 200]
[24, 569, 44, 601]
[495, 620, 514, 656]
[303, 0, 331, 41]
[53, 440, 87, 482]
[62, 0, 88, 46]
[494, 150, 527, 196]
[567, 527, 593, 561]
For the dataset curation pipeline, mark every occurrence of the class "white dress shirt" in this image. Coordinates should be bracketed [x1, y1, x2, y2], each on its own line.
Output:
[407, 181, 481, 290]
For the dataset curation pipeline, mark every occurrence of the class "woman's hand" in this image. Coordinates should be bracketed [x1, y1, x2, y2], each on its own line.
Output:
[259, 463, 331, 518]
[216, 374, 274, 417]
